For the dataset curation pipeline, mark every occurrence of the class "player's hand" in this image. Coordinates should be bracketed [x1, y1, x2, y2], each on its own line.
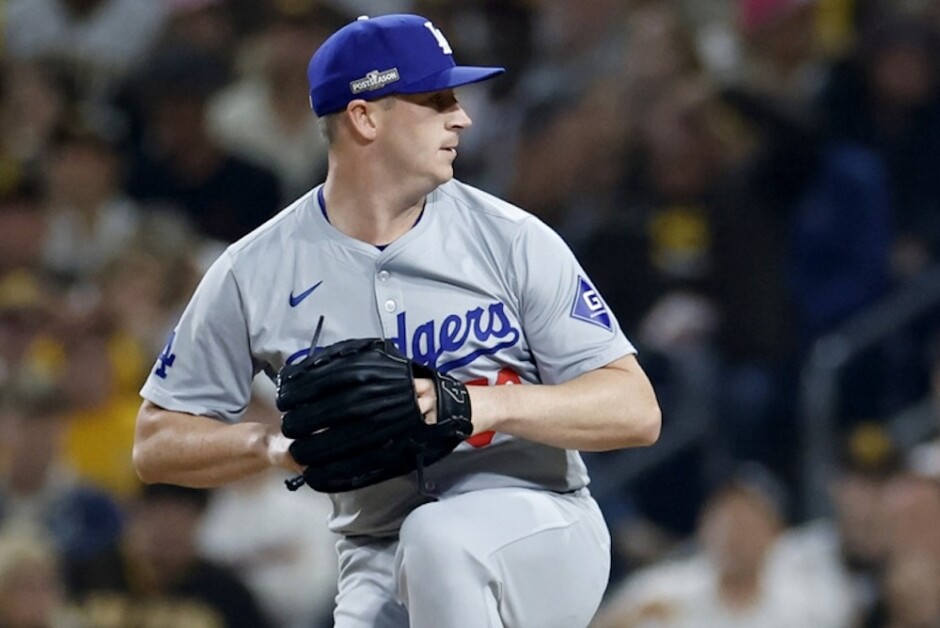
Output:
[415, 378, 437, 424]
[265, 427, 304, 474]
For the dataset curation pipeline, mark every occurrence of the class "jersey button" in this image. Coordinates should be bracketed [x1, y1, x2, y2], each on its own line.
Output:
[424, 481, 436, 491]
[377, 270, 390, 282]
[384, 299, 396, 312]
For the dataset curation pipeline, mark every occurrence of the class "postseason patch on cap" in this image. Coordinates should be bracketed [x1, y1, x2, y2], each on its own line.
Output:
[570, 276, 612, 331]
[350, 68, 400, 94]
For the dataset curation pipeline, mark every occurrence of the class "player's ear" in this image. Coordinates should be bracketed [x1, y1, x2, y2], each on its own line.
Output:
[345, 100, 379, 142]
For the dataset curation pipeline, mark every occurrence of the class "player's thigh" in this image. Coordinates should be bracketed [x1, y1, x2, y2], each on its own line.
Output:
[334, 537, 409, 628]
[396, 488, 612, 628]
[493, 490, 611, 628]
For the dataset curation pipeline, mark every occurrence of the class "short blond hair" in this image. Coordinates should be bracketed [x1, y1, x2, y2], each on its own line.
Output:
[317, 113, 339, 144]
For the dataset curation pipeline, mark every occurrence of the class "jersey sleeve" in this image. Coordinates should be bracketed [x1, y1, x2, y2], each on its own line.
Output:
[140, 250, 257, 423]
[510, 217, 635, 385]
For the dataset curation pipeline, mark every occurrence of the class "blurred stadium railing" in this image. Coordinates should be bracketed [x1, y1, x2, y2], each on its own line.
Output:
[801, 263, 940, 519]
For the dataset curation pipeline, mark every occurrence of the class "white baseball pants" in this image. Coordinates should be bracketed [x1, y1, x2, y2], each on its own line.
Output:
[332, 487, 611, 628]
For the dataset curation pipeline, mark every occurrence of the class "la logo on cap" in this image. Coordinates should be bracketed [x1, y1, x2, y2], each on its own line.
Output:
[423, 21, 453, 54]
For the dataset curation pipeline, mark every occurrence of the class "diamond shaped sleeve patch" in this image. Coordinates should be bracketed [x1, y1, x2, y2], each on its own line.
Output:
[570, 276, 612, 331]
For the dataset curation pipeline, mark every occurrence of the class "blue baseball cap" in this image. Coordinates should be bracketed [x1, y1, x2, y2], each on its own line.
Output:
[307, 14, 505, 117]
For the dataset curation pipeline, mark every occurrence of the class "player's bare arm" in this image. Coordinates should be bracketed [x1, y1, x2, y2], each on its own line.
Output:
[133, 400, 303, 487]
[417, 354, 660, 452]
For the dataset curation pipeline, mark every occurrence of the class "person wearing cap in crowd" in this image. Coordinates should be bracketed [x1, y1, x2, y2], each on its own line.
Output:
[131, 12, 661, 628]
[830, 423, 902, 620]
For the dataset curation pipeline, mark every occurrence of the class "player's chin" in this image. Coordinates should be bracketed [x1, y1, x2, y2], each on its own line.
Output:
[431, 164, 455, 185]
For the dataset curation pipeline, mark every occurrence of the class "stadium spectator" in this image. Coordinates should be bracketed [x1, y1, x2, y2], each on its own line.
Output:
[0, 376, 124, 565]
[39, 124, 142, 285]
[68, 483, 271, 627]
[778, 422, 903, 628]
[879, 550, 940, 628]
[0, 270, 61, 388]
[734, 0, 831, 117]
[0, 61, 68, 177]
[822, 13, 940, 276]
[0, 526, 80, 628]
[4, 0, 168, 104]
[54, 302, 151, 499]
[856, 470, 940, 627]
[0, 178, 47, 277]
[125, 44, 280, 243]
[208, 8, 345, 203]
[592, 464, 856, 628]
[94, 214, 203, 358]
[160, 0, 239, 72]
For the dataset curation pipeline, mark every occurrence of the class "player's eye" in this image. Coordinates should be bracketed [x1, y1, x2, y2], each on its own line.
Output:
[427, 91, 457, 111]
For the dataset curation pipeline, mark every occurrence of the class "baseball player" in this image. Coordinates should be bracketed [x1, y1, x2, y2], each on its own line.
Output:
[133, 13, 661, 628]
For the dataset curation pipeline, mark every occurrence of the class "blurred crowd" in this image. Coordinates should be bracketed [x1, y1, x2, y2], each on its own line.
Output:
[2, 0, 940, 626]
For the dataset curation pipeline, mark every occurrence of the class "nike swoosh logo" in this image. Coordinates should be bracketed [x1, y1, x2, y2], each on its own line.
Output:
[288, 280, 323, 307]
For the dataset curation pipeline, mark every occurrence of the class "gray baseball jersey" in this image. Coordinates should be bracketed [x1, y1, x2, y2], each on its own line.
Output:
[141, 178, 635, 537]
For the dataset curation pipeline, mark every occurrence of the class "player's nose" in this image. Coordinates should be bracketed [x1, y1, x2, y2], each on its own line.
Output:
[450, 105, 472, 130]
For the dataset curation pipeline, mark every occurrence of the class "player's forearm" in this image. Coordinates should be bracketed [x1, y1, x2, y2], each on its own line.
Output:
[133, 401, 298, 487]
[469, 355, 661, 451]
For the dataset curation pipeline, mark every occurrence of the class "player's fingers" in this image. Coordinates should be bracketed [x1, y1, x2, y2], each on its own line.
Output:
[414, 378, 437, 424]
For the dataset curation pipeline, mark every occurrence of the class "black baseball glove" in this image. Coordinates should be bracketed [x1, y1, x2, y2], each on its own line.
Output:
[276, 334, 473, 493]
